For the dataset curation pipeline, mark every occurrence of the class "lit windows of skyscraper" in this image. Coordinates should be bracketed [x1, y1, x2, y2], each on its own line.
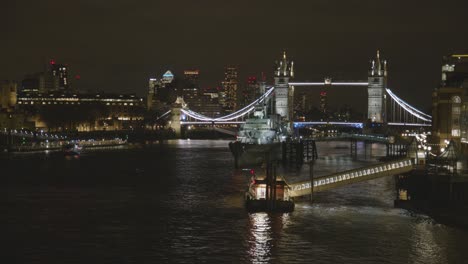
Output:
[21, 59, 71, 93]
[242, 76, 259, 107]
[153, 70, 177, 104]
[222, 66, 238, 112]
[183, 70, 200, 89]
[147, 78, 161, 110]
[49, 59, 69, 91]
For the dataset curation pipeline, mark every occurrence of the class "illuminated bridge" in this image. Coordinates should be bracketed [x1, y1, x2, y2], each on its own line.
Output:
[170, 85, 431, 128]
[165, 51, 431, 131]
[288, 158, 414, 197]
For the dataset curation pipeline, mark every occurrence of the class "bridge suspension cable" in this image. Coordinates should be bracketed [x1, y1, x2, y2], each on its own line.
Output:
[181, 87, 275, 122]
[386, 88, 432, 123]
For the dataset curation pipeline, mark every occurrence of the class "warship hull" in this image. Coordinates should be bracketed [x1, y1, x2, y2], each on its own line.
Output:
[229, 141, 282, 168]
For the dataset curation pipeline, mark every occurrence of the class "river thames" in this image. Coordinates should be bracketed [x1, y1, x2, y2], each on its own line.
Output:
[3, 140, 468, 263]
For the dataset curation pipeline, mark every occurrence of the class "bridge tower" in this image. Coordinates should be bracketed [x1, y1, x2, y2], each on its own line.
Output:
[368, 50, 387, 123]
[274, 51, 294, 120]
[169, 97, 186, 137]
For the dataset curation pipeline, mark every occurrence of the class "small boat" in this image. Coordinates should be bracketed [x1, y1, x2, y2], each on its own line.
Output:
[244, 170, 294, 212]
[63, 143, 82, 156]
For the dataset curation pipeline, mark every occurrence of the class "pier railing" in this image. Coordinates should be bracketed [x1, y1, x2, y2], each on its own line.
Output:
[289, 158, 414, 197]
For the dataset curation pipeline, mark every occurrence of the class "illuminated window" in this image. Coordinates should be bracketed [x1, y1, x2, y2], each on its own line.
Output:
[452, 129, 460, 137]
[255, 185, 266, 199]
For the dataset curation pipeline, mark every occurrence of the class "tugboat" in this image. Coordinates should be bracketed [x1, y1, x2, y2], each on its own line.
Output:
[244, 164, 294, 212]
[63, 143, 82, 156]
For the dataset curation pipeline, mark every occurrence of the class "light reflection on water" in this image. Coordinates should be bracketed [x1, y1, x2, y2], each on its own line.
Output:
[2, 139, 468, 263]
[249, 213, 272, 263]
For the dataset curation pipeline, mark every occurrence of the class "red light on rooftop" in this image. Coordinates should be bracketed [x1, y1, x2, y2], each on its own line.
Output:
[50, 59, 56, 65]
[320, 91, 327, 96]
[75, 75, 81, 80]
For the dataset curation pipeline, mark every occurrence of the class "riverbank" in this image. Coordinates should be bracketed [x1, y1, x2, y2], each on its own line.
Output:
[1, 139, 128, 154]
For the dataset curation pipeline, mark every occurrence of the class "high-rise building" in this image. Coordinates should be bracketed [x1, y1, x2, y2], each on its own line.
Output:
[181, 70, 201, 110]
[222, 66, 238, 112]
[367, 50, 387, 123]
[49, 59, 69, 90]
[241, 76, 259, 107]
[161, 70, 174, 84]
[274, 51, 294, 120]
[21, 59, 71, 93]
[432, 54, 468, 145]
[153, 70, 177, 104]
[183, 70, 200, 89]
[147, 78, 161, 110]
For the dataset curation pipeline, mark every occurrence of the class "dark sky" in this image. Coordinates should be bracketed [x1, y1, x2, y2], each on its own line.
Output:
[2, 0, 468, 112]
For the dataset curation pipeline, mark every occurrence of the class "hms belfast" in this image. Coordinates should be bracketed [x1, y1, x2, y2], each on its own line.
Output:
[229, 52, 294, 168]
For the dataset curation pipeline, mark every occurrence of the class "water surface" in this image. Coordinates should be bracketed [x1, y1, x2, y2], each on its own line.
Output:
[3, 140, 467, 263]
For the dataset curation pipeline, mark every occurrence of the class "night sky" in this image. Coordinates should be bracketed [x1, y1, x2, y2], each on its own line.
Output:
[2, 0, 468, 112]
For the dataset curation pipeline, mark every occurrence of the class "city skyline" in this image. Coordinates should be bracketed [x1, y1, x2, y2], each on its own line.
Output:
[2, 0, 468, 111]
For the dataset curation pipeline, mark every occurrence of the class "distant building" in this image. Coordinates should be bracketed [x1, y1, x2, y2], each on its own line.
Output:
[180, 70, 201, 112]
[183, 70, 200, 89]
[0, 81, 32, 129]
[0, 80, 17, 112]
[21, 59, 71, 93]
[241, 76, 259, 108]
[222, 66, 238, 112]
[147, 78, 162, 110]
[49, 59, 69, 90]
[17, 91, 145, 131]
[432, 54, 468, 145]
[150, 70, 177, 106]
[21, 74, 41, 93]
[161, 70, 174, 84]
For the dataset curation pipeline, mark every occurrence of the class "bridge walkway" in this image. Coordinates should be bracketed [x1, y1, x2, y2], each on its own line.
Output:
[310, 133, 389, 143]
[288, 158, 413, 197]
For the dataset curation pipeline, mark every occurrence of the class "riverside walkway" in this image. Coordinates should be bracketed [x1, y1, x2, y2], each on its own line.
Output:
[289, 158, 413, 197]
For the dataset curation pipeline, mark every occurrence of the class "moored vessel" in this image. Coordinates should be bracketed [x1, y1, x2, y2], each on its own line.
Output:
[229, 104, 290, 168]
[244, 168, 294, 212]
[63, 143, 82, 156]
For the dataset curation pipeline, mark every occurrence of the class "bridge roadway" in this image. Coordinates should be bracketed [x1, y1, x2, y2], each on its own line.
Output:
[288, 158, 413, 197]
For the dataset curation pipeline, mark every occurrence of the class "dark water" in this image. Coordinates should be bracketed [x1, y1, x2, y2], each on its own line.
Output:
[3, 140, 468, 264]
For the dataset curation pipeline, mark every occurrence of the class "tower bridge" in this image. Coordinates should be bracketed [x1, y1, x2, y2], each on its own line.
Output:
[167, 51, 431, 133]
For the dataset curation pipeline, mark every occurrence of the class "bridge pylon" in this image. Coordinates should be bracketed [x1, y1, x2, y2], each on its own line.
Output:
[368, 50, 388, 123]
[274, 51, 294, 121]
[169, 97, 186, 137]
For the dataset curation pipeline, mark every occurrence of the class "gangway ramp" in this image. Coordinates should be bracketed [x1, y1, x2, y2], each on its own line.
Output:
[289, 158, 413, 197]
